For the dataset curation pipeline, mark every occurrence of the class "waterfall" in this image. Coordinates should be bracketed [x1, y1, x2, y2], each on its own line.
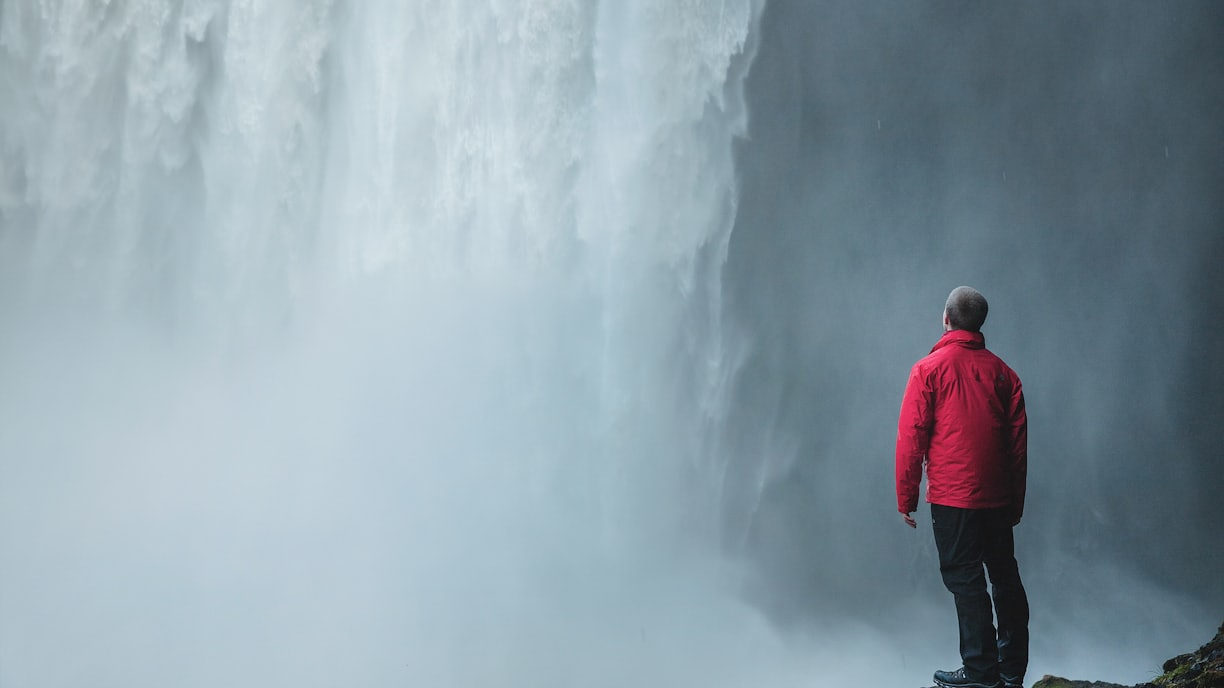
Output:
[0, 2, 878, 687]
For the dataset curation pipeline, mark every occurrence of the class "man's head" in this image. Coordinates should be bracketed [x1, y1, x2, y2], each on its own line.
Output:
[943, 286, 989, 332]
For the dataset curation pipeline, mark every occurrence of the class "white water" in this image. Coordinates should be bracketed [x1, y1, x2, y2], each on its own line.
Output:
[0, 2, 920, 686]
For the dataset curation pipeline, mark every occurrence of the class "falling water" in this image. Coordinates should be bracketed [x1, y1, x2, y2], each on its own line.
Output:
[0, 2, 878, 686]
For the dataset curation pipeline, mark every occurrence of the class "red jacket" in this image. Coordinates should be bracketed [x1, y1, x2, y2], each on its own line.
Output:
[895, 329, 1027, 517]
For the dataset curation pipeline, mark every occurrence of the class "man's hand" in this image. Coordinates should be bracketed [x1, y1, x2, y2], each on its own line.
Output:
[902, 512, 917, 528]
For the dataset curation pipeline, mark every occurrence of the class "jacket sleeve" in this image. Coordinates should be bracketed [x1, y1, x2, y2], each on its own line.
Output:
[1005, 376, 1028, 519]
[896, 364, 933, 514]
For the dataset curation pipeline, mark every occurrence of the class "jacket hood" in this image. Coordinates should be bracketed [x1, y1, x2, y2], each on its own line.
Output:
[930, 329, 985, 353]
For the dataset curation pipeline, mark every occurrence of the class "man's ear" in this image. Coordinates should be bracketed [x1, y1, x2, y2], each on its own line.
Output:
[942, 310, 951, 330]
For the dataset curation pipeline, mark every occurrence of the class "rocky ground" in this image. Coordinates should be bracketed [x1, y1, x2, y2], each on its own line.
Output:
[1033, 621, 1224, 688]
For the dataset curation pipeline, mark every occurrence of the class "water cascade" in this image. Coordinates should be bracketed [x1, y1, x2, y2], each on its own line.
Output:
[0, 2, 859, 686]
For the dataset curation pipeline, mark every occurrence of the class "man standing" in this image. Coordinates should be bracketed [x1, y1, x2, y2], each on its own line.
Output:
[896, 286, 1030, 688]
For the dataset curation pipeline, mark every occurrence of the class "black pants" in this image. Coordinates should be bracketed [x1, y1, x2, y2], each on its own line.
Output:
[931, 504, 1030, 684]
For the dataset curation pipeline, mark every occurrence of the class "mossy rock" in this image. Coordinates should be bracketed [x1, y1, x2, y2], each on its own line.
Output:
[1153, 668, 1224, 688]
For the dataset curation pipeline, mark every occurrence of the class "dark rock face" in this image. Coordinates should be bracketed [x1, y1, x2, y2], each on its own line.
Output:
[1034, 621, 1224, 688]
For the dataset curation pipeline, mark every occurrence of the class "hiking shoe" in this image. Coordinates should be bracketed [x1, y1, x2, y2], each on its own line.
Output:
[1000, 674, 1023, 688]
[933, 667, 1000, 688]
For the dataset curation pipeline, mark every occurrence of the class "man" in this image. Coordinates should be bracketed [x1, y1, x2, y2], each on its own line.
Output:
[896, 286, 1030, 688]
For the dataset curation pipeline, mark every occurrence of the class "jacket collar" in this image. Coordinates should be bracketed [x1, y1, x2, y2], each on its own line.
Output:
[931, 329, 985, 353]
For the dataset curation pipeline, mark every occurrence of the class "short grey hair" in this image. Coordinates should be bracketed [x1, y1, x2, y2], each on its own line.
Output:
[945, 286, 989, 332]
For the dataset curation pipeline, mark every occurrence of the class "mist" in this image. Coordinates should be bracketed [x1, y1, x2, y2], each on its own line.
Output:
[1, 2, 1221, 687]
